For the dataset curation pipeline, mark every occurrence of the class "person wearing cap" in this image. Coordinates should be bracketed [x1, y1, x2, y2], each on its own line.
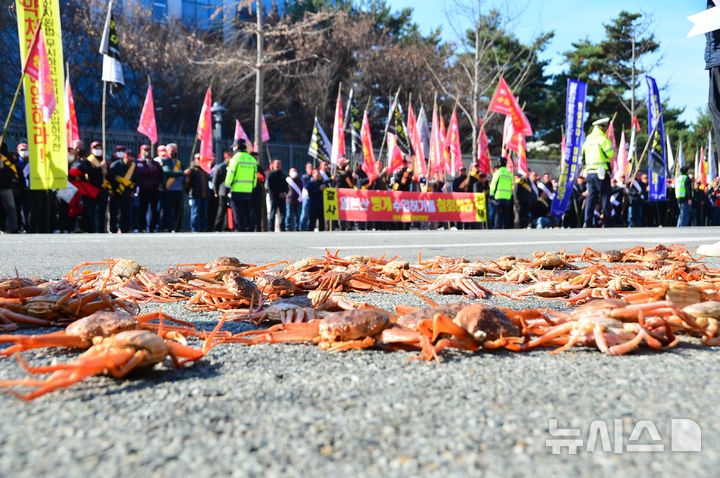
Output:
[489, 158, 513, 229]
[0, 142, 19, 233]
[135, 145, 163, 232]
[73, 141, 105, 232]
[109, 148, 138, 233]
[184, 153, 210, 232]
[265, 159, 288, 232]
[211, 149, 232, 232]
[225, 140, 258, 232]
[580, 118, 614, 227]
[160, 143, 184, 232]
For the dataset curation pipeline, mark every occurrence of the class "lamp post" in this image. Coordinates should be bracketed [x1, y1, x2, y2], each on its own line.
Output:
[211, 101, 227, 166]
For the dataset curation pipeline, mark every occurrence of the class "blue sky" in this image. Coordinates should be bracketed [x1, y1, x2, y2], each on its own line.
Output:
[388, 0, 707, 124]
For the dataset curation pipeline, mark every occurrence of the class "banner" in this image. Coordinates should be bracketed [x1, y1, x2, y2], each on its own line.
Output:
[646, 75, 666, 201]
[323, 188, 487, 223]
[551, 79, 587, 217]
[99, 0, 124, 89]
[16, 0, 67, 190]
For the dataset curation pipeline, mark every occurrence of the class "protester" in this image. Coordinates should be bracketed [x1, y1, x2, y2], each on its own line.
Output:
[108, 148, 138, 233]
[185, 153, 210, 232]
[225, 141, 257, 232]
[161, 143, 184, 232]
[489, 159, 513, 229]
[212, 150, 231, 232]
[265, 159, 288, 232]
[580, 118, 614, 227]
[135, 144, 163, 232]
[0, 142, 19, 233]
[299, 162, 313, 231]
[285, 167, 303, 231]
[306, 169, 326, 231]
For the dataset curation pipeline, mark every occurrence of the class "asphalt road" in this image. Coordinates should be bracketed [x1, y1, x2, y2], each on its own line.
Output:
[1, 227, 719, 478]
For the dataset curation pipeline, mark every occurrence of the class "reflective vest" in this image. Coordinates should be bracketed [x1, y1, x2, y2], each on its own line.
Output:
[490, 166, 513, 200]
[676, 174, 688, 199]
[225, 152, 257, 193]
[582, 126, 614, 171]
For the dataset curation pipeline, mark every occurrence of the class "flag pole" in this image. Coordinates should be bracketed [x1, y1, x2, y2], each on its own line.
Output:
[377, 87, 401, 165]
[0, 14, 45, 148]
[101, 81, 107, 162]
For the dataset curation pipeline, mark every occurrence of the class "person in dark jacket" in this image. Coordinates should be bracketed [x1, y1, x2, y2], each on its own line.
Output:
[185, 154, 210, 232]
[513, 174, 533, 229]
[75, 141, 105, 233]
[0, 141, 19, 233]
[265, 159, 288, 232]
[161, 143, 185, 232]
[212, 151, 231, 232]
[108, 149, 138, 233]
[306, 169, 326, 231]
[135, 144, 163, 232]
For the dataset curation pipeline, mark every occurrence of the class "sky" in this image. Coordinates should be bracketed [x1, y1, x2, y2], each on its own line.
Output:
[388, 0, 707, 124]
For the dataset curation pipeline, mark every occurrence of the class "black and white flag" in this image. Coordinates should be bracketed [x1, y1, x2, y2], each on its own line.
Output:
[308, 117, 332, 163]
[99, 0, 124, 89]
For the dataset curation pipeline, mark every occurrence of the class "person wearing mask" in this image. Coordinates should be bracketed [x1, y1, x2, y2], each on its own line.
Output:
[14, 143, 30, 231]
[108, 148, 137, 233]
[184, 153, 210, 232]
[626, 172, 646, 227]
[225, 141, 257, 232]
[299, 162, 313, 231]
[489, 158, 513, 229]
[251, 155, 266, 232]
[135, 144, 163, 232]
[161, 143, 184, 232]
[74, 141, 105, 233]
[513, 173, 533, 229]
[285, 167, 303, 231]
[212, 149, 232, 232]
[0, 142, 19, 233]
[265, 159, 288, 232]
[580, 118, 614, 228]
[306, 169, 327, 231]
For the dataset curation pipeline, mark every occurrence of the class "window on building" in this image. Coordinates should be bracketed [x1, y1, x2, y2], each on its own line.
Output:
[182, 0, 222, 28]
[137, 0, 168, 21]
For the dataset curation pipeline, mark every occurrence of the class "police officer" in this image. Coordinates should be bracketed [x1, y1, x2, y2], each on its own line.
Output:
[224, 141, 257, 232]
[581, 118, 614, 227]
[489, 158, 513, 229]
[676, 166, 693, 227]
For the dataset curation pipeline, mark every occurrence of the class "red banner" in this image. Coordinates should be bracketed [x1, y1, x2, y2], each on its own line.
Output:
[323, 188, 487, 223]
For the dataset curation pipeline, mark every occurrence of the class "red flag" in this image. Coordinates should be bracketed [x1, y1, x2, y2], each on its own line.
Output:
[502, 115, 519, 153]
[26, 27, 56, 123]
[234, 119, 253, 151]
[360, 111, 378, 185]
[65, 76, 80, 146]
[387, 133, 404, 174]
[407, 104, 417, 147]
[700, 146, 707, 189]
[476, 120, 490, 175]
[137, 84, 158, 145]
[429, 105, 443, 177]
[488, 77, 532, 136]
[445, 110, 463, 176]
[261, 114, 270, 142]
[21, 19, 42, 81]
[330, 91, 345, 165]
[631, 115, 641, 132]
[196, 86, 214, 172]
[606, 119, 617, 175]
[440, 114, 452, 174]
[407, 104, 427, 177]
[516, 133, 528, 176]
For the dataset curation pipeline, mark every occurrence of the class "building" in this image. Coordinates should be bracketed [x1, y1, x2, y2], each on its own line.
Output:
[131, 0, 285, 30]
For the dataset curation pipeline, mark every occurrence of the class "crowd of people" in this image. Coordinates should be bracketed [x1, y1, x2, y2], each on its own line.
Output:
[1, 138, 720, 234]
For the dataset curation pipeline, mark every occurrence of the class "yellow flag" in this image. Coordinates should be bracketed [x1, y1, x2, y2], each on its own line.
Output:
[16, 0, 67, 190]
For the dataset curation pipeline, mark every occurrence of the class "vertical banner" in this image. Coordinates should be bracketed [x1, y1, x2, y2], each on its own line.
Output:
[646, 75, 666, 201]
[551, 79, 587, 217]
[16, 0, 67, 190]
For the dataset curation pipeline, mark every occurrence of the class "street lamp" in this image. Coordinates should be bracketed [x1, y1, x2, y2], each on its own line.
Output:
[211, 101, 227, 166]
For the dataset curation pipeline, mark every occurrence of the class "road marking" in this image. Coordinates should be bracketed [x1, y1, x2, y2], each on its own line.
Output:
[308, 236, 720, 251]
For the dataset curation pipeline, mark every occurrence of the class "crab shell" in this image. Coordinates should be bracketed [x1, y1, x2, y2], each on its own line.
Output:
[382, 260, 410, 275]
[602, 250, 623, 262]
[65, 310, 137, 342]
[256, 274, 297, 295]
[683, 301, 720, 324]
[452, 304, 520, 342]
[396, 303, 466, 329]
[569, 299, 630, 321]
[223, 273, 262, 302]
[111, 259, 142, 278]
[89, 330, 169, 368]
[318, 309, 390, 342]
[207, 257, 247, 270]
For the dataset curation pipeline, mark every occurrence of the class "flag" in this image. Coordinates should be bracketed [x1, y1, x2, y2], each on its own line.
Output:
[196, 86, 214, 173]
[345, 88, 361, 158]
[708, 131, 717, 184]
[99, 0, 124, 89]
[410, 110, 427, 177]
[694, 149, 700, 182]
[64, 75, 79, 145]
[439, 113, 451, 174]
[502, 115, 519, 154]
[407, 104, 417, 151]
[627, 127, 637, 178]
[16, 0, 67, 190]
[387, 133, 404, 174]
[646, 75, 667, 201]
[666, 134, 675, 178]
[417, 106, 430, 160]
[700, 146, 707, 189]
[360, 111, 378, 185]
[477, 120, 490, 175]
[137, 84, 158, 144]
[677, 140, 685, 172]
[606, 119, 617, 175]
[389, 103, 412, 155]
[631, 115, 641, 132]
[516, 133, 528, 176]
[488, 76, 532, 136]
[234, 119, 252, 151]
[445, 110, 463, 176]
[308, 117, 332, 163]
[614, 130, 627, 183]
[330, 91, 345, 165]
[429, 105, 443, 177]
[261, 114, 270, 142]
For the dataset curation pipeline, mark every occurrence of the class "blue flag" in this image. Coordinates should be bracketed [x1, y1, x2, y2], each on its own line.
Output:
[551, 79, 587, 218]
[646, 75, 666, 201]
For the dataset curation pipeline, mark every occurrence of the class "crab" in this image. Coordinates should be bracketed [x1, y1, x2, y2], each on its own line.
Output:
[425, 273, 493, 299]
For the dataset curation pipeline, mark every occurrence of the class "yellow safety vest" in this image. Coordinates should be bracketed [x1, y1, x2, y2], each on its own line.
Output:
[225, 152, 257, 193]
[582, 127, 614, 171]
[490, 166, 513, 200]
[676, 174, 688, 199]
